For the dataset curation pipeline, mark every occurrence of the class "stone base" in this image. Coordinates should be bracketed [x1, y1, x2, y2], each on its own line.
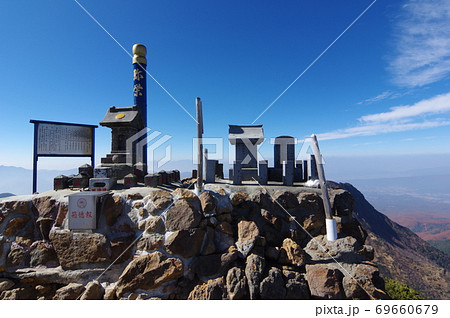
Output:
[100, 163, 134, 180]
[241, 168, 258, 181]
[268, 168, 282, 182]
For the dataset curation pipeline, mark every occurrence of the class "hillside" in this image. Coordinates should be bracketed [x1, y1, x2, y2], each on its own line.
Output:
[387, 212, 450, 241]
[333, 182, 450, 300]
[428, 240, 450, 255]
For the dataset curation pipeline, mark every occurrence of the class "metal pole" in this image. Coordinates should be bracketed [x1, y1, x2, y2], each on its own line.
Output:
[32, 122, 38, 194]
[91, 127, 95, 168]
[310, 134, 337, 241]
[196, 97, 203, 193]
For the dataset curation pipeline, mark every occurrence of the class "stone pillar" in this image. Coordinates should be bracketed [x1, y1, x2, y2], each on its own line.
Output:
[303, 160, 308, 182]
[236, 142, 258, 168]
[205, 159, 217, 183]
[132, 44, 148, 168]
[274, 136, 296, 169]
[216, 163, 224, 179]
[232, 161, 242, 185]
[310, 155, 318, 180]
[258, 160, 268, 185]
[294, 160, 303, 182]
[283, 161, 294, 186]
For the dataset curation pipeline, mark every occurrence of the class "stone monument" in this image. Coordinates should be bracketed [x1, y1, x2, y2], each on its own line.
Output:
[99, 44, 148, 180]
[228, 124, 264, 182]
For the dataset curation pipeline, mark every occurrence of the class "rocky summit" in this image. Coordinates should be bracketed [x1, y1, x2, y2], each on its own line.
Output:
[0, 185, 389, 300]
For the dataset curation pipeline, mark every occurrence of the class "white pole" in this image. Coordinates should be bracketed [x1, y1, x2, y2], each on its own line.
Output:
[195, 97, 203, 195]
[310, 134, 337, 241]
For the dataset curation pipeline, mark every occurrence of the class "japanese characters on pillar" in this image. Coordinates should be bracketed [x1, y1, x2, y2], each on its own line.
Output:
[132, 44, 147, 127]
[132, 44, 148, 169]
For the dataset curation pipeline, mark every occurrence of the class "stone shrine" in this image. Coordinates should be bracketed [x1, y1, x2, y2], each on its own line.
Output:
[228, 124, 264, 182]
[99, 44, 148, 180]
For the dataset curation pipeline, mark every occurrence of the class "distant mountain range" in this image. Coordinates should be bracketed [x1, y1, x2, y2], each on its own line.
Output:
[0, 193, 15, 198]
[0, 163, 194, 195]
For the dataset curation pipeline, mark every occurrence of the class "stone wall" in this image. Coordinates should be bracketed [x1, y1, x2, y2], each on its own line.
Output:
[0, 185, 389, 300]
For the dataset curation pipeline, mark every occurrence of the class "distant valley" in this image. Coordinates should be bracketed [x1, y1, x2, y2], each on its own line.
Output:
[346, 174, 450, 255]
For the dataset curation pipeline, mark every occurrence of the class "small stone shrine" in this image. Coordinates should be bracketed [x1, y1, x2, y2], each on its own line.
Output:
[99, 44, 148, 180]
[228, 124, 264, 183]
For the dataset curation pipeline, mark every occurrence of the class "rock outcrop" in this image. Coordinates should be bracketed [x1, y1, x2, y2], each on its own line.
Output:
[0, 185, 389, 300]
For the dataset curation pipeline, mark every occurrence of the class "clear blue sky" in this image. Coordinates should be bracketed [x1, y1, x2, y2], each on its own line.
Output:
[1, 0, 449, 171]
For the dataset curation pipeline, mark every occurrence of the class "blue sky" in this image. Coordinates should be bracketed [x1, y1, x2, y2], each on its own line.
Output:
[0, 0, 449, 172]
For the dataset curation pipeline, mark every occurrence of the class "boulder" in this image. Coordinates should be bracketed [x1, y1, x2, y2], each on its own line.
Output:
[29, 241, 59, 267]
[103, 195, 123, 226]
[55, 204, 68, 227]
[110, 236, 135, 264]
[104, 287, 117, 300]
[214, 224, 235, 253]
[304, 235, 362, 263]
[115, 251, 183, 298]
[297, 192, 324, 215]
[200, 226, 216, 256]
[235, 220, 259, 258]
[0, 287, 35, 300]
[260, 267, 286, 299]
[35, 284, 57, 299]
[147, 190, 173, 214]
[188, 277, 226, 300]
[165, 228, 205, 258]
[358, 245, 374, 261]
[172, 188, 201, 211]
[6, 243, 29, 268]
[261, 209, 282, 231]
[199, 191, 216, 213]
[226, 266, 248, 300]
[342, 263, 388, 300]
[272, 190, 298, 211]
[126, 192, 143, 200]
[136, 234, 164, 252]
[278, 238, 308, 267]
[138, 206, 148, 218]
[305, 264, 345, 299]
[283, 269, 310, 299]
[265, 246, 280, 261]
[53, 283, 85, 300]
[337, 219, 367, 243]
[36, 217, 54, 241]
[216, 213, 232, 223]
[80, 280, 105, 300]
[145, 216, 165, 234]
[250, 188, 272, 210]
[3, 216, 29, 236]
[230, 191, 249, 206]
[0, 279, 14, 294]
[215, 195, 232, 215]
[245, 253, 265, 299]
[1, 199, 30, 215]
[49, 231, 110, 269]
[165, 200, 202, 231]
[32, 196, 58, 219]
[330, 189, 354, 217]
[192, 246, 238, 278]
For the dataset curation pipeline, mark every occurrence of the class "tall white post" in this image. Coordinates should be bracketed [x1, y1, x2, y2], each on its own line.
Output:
[310, 134, 337, 241]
